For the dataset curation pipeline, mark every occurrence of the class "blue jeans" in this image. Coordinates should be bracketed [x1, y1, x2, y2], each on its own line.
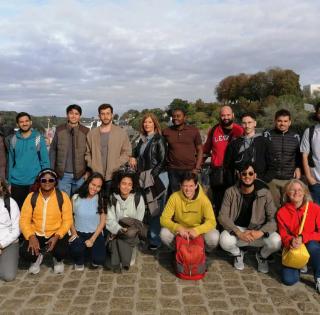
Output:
[282, 241, 320, 285]
[58, 172, 84, 196]
[69, 232, 106, 266]
[148, 194, 166, 247]
[309, 183, 320, 205]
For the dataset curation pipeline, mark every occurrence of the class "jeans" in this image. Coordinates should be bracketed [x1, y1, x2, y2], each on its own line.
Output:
[309, 183, 320, 206]
[148, 194, 166, 247]
[58, 172, 84, 196]
[69, 232, 106, 266]
[282, 241, 320, 285]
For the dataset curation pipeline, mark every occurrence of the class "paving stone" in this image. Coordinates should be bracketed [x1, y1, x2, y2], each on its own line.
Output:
[182, 287, 201, 294]
[182, 294, 205, 305]
[13, 288, 33, 298]
[109, 298, 134, 310]
[159, 298, 181, 308]
[136, 300, 157, 312]
[113, 286, 134, 297]
[160, 310, 182, 315]
[230, 298, 250, 308]
[161, 284, 178, 296]
[108, 311, 133, 315]
[139, 279, 157, 288]
[72, 295, 90, 305]
[34, 283, 60, 294]
[184, 306, 209, 315]
[289, 290, 310, 302]
[27, 295, 53, 307]
[224, 280, 242, 287]
[270, 296, 292, 307]
[97, 283, 113, 291]
[116, 274, 137, 286]
[91, 302, 109, 312]
[68, 307, 87, 315]
[212, 311, 229, 315]
[57, 289, 77, 299]
[52, 300, 71, 312]
[139, 288, 157, 298]
[1, 299, 24, 310]
[243, 281, 262, 292]
[232, 310, 253, 315]
[297, 302, 319, 312]
[0, 286, 15, 295]
[276, 309, 300, 315]
[253, 304, 274, 313]
[20, 309, 47, 315]
[248, 293, 269, 304]
[208, 300, 229, 309]
[63, 280, 80, 289]
[100, 275, 114, 283]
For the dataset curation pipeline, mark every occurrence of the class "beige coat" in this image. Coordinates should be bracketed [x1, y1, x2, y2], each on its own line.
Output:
[85, 125, 131, 181]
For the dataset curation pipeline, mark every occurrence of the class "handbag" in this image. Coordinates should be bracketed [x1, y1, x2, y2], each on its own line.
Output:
[282, 202, 310, 269]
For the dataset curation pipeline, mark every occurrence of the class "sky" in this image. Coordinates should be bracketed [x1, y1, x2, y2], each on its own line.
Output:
[0, 0, 319, 117]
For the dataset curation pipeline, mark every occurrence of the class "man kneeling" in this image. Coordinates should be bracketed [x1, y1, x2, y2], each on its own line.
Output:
[160, 172, 219, 252]
[218, 162, 281, 273]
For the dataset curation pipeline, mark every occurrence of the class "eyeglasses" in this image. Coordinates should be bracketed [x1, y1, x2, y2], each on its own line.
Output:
[40, 178, 56, 184]
[241, 171, 254, 177]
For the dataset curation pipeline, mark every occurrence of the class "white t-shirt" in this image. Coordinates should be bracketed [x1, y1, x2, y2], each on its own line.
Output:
[300, 124, 320, 182]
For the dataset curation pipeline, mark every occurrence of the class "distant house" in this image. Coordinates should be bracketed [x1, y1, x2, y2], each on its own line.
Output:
[303, 84, 320, 98]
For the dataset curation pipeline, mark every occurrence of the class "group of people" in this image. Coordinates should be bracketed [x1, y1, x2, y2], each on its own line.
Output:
[0, 102, 319, 295]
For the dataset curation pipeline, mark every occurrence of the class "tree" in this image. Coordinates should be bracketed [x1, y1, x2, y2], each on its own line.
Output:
[168, 98, 189, 115]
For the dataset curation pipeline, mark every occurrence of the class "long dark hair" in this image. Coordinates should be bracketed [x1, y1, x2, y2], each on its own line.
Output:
[0, 177, 10, 199]
[77, 172, 107, 214]
[107, 168, 140, 208]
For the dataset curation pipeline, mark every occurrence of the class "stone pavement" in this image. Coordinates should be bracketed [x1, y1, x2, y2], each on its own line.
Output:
[0, 248, 319, 315]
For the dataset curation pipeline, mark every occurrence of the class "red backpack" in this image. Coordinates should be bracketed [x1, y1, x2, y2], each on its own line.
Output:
[175, 235, 206, 280]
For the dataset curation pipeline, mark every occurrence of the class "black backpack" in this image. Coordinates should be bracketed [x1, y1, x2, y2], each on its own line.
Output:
[30, 189, 64, 214]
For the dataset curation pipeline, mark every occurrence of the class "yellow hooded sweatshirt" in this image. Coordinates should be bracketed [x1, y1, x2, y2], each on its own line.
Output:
[160, 185, 216, 235]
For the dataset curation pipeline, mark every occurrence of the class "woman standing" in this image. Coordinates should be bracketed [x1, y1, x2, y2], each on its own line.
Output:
[106, 170, 145, 273]
[69, 172, 107, 270]
[277, 179, 320, 293]
[129, 113, 167, 250]
[0, 178, 20, 281]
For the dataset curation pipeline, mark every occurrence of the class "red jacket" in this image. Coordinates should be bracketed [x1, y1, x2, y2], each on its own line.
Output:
[203, 123, 243, 167]
[277, 201, 320, 248]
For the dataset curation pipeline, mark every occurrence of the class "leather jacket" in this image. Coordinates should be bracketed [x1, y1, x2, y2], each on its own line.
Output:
[134, 133, 167, 177]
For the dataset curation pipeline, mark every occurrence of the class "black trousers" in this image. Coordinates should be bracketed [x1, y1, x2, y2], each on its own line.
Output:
[11, 184, 31, 210]
[20, 234, 69, 263]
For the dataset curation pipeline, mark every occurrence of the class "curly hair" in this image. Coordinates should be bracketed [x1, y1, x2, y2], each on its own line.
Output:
[107, 169, 141, 207]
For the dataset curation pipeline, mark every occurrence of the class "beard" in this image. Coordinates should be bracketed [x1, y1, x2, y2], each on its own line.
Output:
[240, 179, 255, 188]
[220, 118, 233, 127]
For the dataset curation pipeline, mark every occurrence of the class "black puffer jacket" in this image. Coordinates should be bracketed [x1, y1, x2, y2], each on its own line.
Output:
[264, 129, 301, 180]
[224, 134, 276, 186]
[134, 133, 167, 177]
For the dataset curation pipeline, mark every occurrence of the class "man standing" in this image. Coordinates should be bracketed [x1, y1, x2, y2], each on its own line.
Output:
[49, 104, 89, 196]
[160, 172, 219, 252]
[163, 108, 203, 194]
[301, 103, 320, 204]
[85, 104, 131, 193]
[224, 112, 274, 186]
[7, 112, 50, 209]
[264, 109, 301, 208]
[219, 163, 281, 273]
[203, 105, 243, 213]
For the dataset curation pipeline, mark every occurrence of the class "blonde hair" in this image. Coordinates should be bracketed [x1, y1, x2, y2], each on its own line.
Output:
[140, 113, 162, 135]
[283, 179, 312, 205]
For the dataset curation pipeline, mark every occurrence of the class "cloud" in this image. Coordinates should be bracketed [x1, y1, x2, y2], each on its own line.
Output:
[0, 0, 319, 117]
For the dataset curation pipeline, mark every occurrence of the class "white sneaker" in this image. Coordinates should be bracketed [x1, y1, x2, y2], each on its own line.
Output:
[28, 253, 43, 274]
[234, 251, 244, 270]
[74, 264, 85, 271]
[256, 252, 269, 274]
[316, 278, 320, 294]
[130, 247, 137, 266]
[301, 265, 308, 274]
[53, 258, 64, 274]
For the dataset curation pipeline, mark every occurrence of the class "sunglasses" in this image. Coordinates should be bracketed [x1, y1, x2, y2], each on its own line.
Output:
[40, 178, 56, 184]
[241, 171, 254, 177]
